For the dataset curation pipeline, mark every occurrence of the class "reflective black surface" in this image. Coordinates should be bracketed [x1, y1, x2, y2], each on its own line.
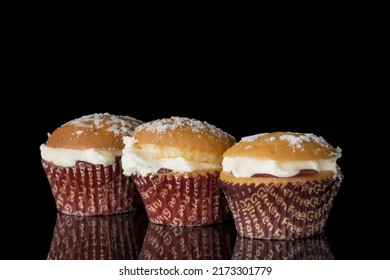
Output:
[3, 95, 388, 260]
[232, 234, 333, 260]
[139, 220, 236, 260]
[48, 210, 148, 260]
[44, 213, 335, 260]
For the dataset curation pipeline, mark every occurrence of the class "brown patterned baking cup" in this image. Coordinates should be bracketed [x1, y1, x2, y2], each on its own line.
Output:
[232, 234, 333, 260]
[47, 209, 149, 260]
[42, 158, 143, 216]
[219, 175, 342, 239]
[132, 171, 231, 226]
[139, 221, 236, 260]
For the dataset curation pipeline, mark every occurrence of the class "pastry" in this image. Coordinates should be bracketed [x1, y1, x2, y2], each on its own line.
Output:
[41, 113, 144, 216]
[122, 116, 236, 226]
[219, 132, 343, 239]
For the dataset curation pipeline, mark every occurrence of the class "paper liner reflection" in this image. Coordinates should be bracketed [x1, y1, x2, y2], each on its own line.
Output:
[48, 209, 149, 259]
[232, 234, 333, 260]
[139, 221, 236, 260]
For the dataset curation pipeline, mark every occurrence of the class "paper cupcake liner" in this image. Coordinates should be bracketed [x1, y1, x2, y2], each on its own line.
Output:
[132, 171, 231, 226]
[232, 234, 333, 260]
[219, 175, 342, 239]
[47, 209, 149, 260]
[139, 221, 236, 260]
[42, 158, 143, 216]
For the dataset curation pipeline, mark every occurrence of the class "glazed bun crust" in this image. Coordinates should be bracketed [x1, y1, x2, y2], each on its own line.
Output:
[224, 132, 339, 161]
[47, 113, 143, 150]
[133, 117, 236, 164]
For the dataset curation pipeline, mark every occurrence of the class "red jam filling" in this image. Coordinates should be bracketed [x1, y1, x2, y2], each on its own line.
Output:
[250, 169, 319, 178]
[157, 168, 174, 173]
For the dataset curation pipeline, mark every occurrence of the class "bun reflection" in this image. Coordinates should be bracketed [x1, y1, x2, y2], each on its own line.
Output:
[139, 221, 236, 260]
[232, 234, 333, 260]
[48, 210, 148, 259]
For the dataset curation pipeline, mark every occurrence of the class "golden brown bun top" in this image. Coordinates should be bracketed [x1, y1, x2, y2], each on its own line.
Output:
[223, 132, 341, 161]
[133, 117, 236, 163]
[46, 113, 144, 150]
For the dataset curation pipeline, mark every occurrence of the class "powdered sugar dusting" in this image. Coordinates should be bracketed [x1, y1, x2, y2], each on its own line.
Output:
[241, 133, 269, 142]
[332, 147, 342, 159]
[66, 113, 143, 136]
[279, 133, 330, 151]
[138, 117, 234, 139]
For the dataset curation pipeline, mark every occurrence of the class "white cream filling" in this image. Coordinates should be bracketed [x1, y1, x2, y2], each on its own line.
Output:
[40, 144, 122, 167]
[122, 137, 220, 176]
[222, 157, 338, 178]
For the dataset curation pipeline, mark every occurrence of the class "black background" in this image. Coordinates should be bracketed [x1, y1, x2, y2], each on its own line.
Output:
[2, 38, 387, 260]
